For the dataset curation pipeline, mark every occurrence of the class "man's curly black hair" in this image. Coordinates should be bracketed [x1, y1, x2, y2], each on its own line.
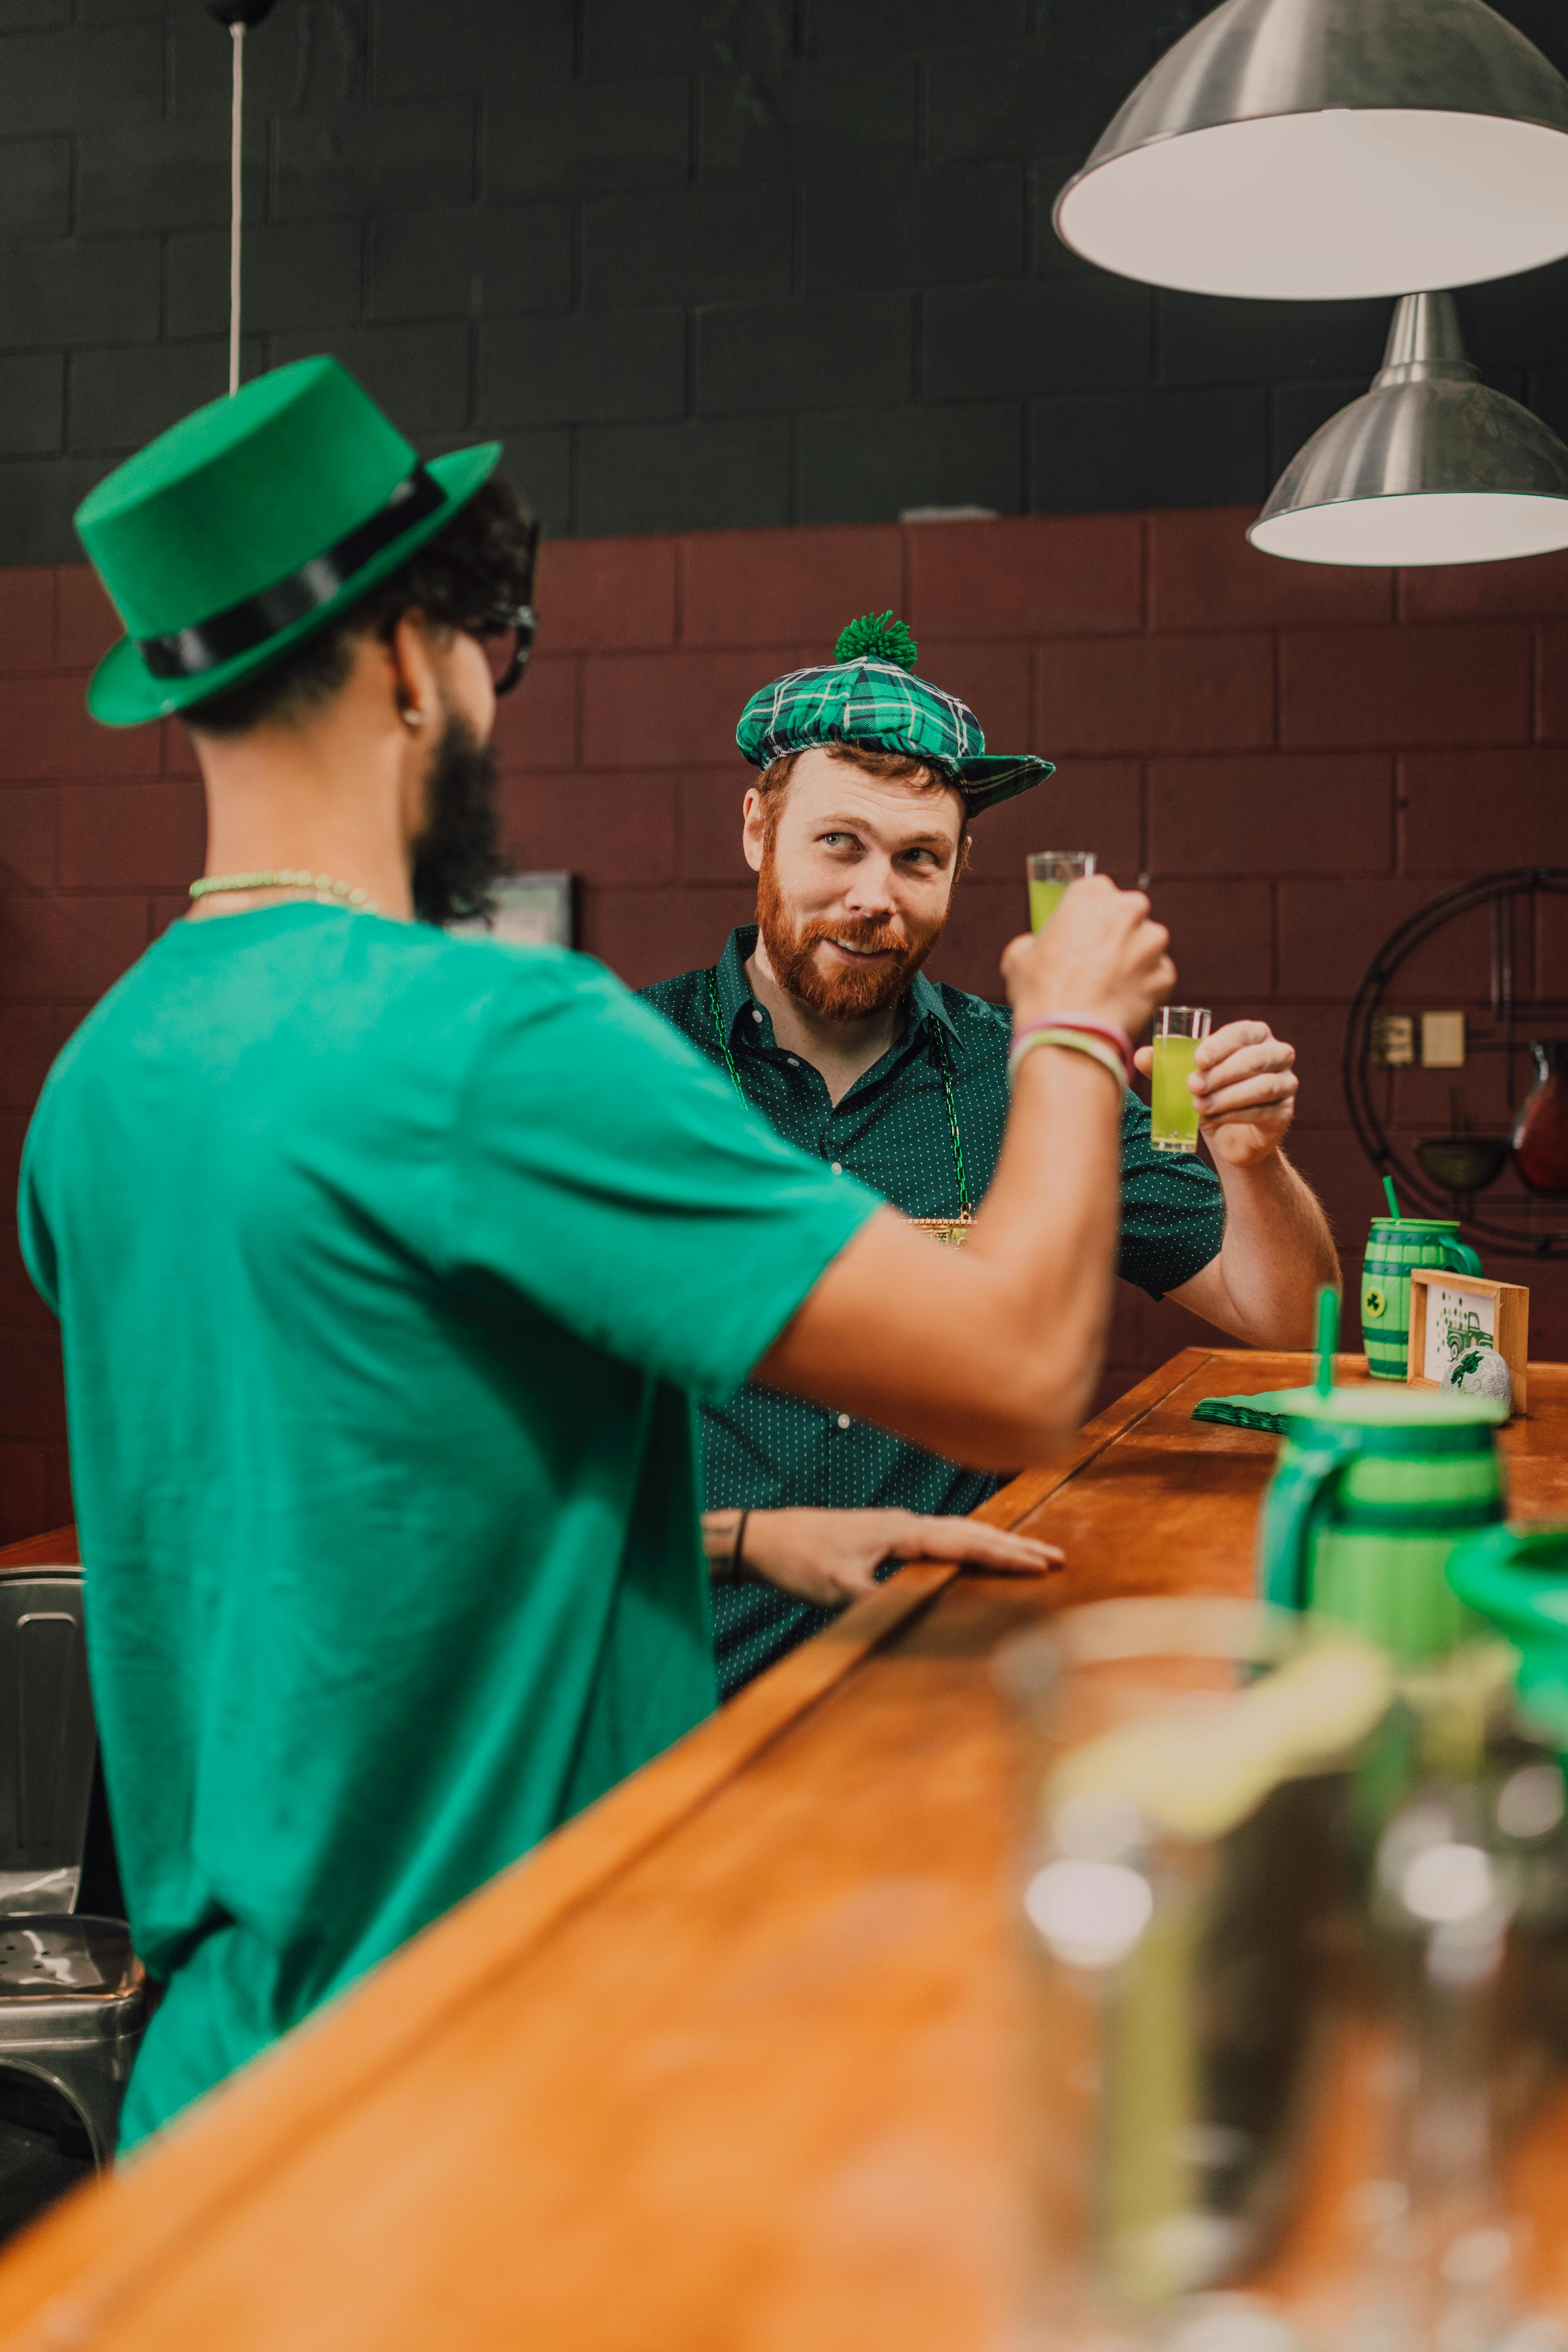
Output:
[187, 474, 537, 739]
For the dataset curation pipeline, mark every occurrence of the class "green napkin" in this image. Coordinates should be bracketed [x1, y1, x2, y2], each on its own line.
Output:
[1191, 1388, 1326, 1435]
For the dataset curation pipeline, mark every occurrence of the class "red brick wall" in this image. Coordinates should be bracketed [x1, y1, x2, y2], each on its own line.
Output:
[4, 508, 1567, 1538]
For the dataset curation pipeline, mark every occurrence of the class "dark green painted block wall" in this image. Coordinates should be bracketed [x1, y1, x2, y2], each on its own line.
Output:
[0, 0, 1564, 558]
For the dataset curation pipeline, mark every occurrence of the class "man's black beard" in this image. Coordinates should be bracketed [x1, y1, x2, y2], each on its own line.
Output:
[411, 711, 506, 927]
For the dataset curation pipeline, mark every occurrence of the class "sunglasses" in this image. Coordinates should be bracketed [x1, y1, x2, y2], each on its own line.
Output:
[475, 605, 536, 697]
[468, 516, 542, 698]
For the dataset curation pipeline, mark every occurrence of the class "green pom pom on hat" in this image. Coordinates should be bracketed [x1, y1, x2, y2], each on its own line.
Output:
[735, 609, 1054, 817]
[833, 611, 918, 671]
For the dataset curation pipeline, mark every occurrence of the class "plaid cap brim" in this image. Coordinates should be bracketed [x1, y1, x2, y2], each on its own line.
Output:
[955, 753, 1055, 815]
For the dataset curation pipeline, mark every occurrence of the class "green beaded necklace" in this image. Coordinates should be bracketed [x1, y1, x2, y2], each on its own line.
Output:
[706, 966, 973, 1234]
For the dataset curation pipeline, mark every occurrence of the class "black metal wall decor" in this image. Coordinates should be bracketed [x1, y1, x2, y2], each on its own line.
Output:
[1344, 867, 1568, 1259]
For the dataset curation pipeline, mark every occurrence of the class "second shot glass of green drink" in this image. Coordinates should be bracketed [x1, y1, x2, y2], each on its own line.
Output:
[1150, 1006, 1211, 1153]
[1026, 850, 1095, 930]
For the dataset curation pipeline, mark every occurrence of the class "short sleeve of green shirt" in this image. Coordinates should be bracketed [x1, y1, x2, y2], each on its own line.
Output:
[444, 954, 882, 1398]
[1116, 1087, 1226, 1299]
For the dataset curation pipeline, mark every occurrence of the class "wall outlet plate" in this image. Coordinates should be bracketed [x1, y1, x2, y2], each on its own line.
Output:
[1421, 1011, 1466, 1069]
[1372, 1015, 1415, 1067]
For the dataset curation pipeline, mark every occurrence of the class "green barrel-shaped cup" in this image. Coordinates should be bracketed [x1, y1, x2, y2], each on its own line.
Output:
[1446, 1525, 1568, 1753]
[1257, 1385, 1507, 1661]
[1360, 1216, 1483, 1381]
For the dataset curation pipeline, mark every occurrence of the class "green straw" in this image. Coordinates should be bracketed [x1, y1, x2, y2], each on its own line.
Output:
[1382, 1174, 1400, 1220]
[1315, 1287, 1339, 1397]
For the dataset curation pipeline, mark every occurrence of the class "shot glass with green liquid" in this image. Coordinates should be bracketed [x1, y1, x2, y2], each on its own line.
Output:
[1027, 850, 1095, 930]
[1150, 1006, 1211, 1154]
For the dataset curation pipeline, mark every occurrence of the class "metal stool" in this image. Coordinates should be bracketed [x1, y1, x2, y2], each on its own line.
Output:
[0, 1917, 146, 2166]
[0, 1569, 147, 2164]
[0, 1570, 98, 1916]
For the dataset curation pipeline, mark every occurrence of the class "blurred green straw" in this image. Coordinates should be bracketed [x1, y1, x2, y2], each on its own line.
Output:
[1315, 1286, 1339, 1398]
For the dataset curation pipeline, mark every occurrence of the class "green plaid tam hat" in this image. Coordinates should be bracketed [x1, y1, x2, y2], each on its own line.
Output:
[735, 612, 1054, 815]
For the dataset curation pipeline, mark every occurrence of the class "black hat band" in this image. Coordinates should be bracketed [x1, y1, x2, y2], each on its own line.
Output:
[135, 464, 448, 681]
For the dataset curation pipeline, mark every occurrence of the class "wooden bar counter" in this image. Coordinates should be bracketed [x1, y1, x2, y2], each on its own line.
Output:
[3, 1347, 1568, 2350]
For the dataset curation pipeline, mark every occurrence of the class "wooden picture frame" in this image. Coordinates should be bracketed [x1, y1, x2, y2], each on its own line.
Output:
[1407, 1268, 1529, 1414]
[447, 871, 575, 951]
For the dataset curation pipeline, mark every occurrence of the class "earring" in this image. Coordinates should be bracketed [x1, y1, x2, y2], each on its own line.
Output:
[400, 704, 426, 732]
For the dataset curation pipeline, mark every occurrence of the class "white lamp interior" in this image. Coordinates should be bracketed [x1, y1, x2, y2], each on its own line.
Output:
[1057, 111, 1568, 299]
[1249, 492, 1568, 567]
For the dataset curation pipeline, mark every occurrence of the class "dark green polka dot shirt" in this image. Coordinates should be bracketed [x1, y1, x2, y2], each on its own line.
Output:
[640, 926, 1225, 1698]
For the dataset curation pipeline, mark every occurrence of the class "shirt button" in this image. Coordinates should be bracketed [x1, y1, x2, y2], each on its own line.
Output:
[787, 1056, 799, 1066]
[831, 1161, 842, 1174]
[751, 1009, 763, 1024]
[836, 1413, 852, 1430]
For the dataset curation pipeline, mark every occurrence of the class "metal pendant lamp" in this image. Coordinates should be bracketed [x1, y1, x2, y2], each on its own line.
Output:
[1054, 0, 1568, 301]
[1249, 291, 1568, 565]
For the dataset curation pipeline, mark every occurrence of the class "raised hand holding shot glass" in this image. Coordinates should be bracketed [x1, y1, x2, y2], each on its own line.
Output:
[1027, 850, 1095, 932]
[1149, 1005, 1211, 1153]
[1136, 1013, 1306, 1173]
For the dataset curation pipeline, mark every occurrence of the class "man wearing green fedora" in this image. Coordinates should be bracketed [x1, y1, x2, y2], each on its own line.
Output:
[18, 360, 1176, 2147]
[643, 617, 1340, 1697]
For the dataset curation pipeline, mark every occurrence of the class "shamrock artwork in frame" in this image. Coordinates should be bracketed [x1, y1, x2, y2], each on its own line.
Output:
[1407, 1268, 1529, 1416]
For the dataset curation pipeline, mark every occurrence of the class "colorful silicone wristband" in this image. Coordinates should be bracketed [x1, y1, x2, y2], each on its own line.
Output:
[1008, 1027, 1126, 1092]
[1011, 1012, 1135, 1082]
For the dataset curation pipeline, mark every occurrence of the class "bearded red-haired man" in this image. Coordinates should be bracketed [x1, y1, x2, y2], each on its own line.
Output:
[642, 615, 1338, 1697]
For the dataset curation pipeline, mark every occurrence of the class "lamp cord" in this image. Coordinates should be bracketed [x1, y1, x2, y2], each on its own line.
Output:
[229, 23, 244, 395]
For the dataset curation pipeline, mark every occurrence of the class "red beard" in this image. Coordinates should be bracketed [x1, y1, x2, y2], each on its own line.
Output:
[756, 852, 948, 1020]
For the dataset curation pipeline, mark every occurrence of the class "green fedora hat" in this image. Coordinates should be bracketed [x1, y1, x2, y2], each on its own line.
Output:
[75, 355, 502, 727]
[735, 611, 1055, 817]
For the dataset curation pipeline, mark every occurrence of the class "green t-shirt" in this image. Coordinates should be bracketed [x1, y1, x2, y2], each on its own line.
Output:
[18, 906, 877, 2148]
